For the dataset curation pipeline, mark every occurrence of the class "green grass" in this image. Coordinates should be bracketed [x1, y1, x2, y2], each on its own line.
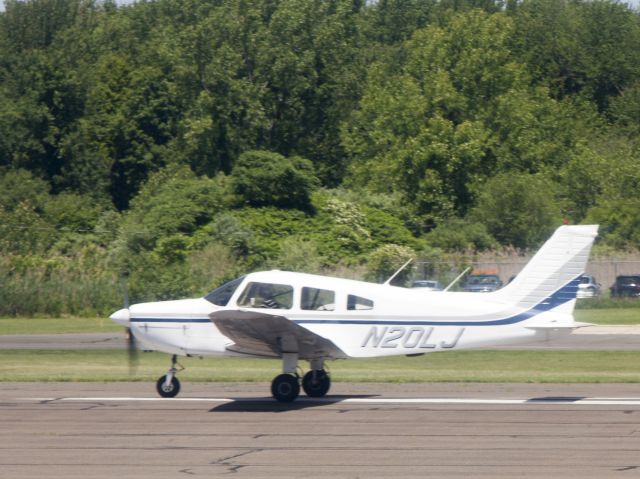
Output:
[576, 297, 640, 310]
[1, 349, 640, 383]
[574, 308, 640, 325]
[0, 317, 121, 335]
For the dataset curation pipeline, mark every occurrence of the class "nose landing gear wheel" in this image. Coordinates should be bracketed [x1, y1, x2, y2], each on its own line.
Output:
[271, 373, 300, 402]
[302, 369, 331, 397]
[156, 375, 181, 398]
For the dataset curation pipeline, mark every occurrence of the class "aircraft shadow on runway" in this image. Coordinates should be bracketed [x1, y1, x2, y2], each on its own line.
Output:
[526, 396, 586, 403]
[209, 394, 376, 412]
[208, 395, 596, 412]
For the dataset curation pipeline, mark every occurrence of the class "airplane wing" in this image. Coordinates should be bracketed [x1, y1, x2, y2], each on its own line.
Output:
[209, 310, 348, 359]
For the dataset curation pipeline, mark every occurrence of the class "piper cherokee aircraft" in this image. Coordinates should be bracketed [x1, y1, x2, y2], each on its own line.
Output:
[110, 224, 598, 402]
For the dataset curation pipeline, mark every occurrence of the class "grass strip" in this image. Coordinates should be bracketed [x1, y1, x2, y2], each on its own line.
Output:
[574, 308, 640, 325]
[0, 317, 121, 335]
[1, 349, 639, 383]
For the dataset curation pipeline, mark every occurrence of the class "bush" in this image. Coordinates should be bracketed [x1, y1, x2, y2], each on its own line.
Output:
[365, 244, 416, 284]
[585, 198, 640, 250]
[193, 213, 255, 257]
[425, 218, 497, 251]
[231, 150, 320, 211]
[272, 237, 323, 273]
[227, 207, 316, 265]
[112, 165, 228, 269]
[469, 173, 561, 249]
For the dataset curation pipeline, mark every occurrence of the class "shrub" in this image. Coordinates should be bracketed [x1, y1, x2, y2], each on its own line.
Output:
[425, 218, 497, 251]
[231, 150, 320, 211]
[365, 244, 416, 284]
[469, 173, 561, 249]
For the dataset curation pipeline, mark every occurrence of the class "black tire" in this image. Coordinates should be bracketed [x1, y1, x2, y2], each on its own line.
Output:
[302, 369, 331, 398]
[271, 373, 300, 402]
[156, 375, 181, 398]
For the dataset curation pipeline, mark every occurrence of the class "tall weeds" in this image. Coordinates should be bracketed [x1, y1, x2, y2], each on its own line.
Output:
[0, 255, 120, 317]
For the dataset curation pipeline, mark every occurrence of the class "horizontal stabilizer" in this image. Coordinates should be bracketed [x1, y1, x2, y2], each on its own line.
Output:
[525, 321, 595, 330]
[572, 322, 596, 329]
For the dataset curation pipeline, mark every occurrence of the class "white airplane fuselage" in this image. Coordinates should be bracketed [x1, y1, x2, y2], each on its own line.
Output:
[115, 271, 575, 359]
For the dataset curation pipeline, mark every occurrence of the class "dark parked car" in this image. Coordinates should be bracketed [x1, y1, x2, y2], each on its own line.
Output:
[410, 280, 443, 291]
[610, 275, 640, 298]
[463, 274, 503, 293]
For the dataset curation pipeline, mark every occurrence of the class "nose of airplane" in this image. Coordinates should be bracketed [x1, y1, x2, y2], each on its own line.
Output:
[109, 308, 131, 327]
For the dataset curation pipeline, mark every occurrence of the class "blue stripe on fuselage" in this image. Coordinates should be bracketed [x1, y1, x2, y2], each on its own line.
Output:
[130, 317, 211, 323]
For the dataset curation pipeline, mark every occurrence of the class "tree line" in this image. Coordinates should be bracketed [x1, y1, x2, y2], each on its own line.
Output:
[0, 0, 639, 315]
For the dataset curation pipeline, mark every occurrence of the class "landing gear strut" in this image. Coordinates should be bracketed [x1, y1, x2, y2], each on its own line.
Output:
[156, 355, 182, 398]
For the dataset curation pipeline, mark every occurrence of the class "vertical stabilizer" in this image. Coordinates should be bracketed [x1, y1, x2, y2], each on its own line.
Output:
[492, 225, 598, 312]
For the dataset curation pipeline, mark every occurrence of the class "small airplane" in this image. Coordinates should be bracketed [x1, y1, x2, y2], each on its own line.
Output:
[110, 224, 598, 402]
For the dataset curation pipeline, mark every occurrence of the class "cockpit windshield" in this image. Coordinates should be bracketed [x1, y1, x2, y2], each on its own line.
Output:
[204, 276, 245, 306]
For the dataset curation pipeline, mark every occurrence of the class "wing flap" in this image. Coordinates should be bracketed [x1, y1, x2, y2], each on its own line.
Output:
[210, 310, 347, 359]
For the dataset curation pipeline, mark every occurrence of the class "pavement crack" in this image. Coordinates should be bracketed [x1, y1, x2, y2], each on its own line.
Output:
[212, 449, 260, 474]
[86, 338, 117, 344]
[616, 466, 639, 472]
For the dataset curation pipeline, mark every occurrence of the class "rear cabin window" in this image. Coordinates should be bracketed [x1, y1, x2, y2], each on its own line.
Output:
[301, 287, 335, 311]
[237, 282, 293, 309]
[347, 294, 374, 310]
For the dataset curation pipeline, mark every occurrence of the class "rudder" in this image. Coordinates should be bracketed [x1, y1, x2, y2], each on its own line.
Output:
[492, 225, 598, 312]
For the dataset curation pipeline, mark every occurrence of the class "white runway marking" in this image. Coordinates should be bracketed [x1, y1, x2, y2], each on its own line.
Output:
[21, 396, 640, 406]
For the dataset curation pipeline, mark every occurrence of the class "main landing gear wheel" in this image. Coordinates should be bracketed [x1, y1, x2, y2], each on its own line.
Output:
[271, 373, 300, 402]
[302, 369, 331, 397]
[156, 375, 181, 398]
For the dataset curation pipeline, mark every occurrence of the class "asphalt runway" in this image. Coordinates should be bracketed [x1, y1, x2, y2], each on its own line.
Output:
[2, 326, 640, 350]
[2, 382, 640, 478]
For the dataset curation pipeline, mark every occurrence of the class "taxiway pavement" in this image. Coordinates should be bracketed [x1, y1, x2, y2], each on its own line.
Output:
[1, 382, 640, 478]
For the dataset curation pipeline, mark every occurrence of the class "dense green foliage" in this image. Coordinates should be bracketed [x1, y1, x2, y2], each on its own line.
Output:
[230, 150, 320, 210]
[0, 0, 639, 315]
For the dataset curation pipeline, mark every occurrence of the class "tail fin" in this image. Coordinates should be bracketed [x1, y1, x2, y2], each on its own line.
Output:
[493, 225, 598, 314]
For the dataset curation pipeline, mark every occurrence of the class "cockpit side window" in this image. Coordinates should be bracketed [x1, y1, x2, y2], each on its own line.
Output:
[347, 294, 374, 310]
[301, 287, 335, 311]
[204, 277, 245, 306]
[237, 282, 293, 309]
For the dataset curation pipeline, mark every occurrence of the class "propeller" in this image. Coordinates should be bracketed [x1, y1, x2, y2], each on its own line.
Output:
[119, 272, 138, 373]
